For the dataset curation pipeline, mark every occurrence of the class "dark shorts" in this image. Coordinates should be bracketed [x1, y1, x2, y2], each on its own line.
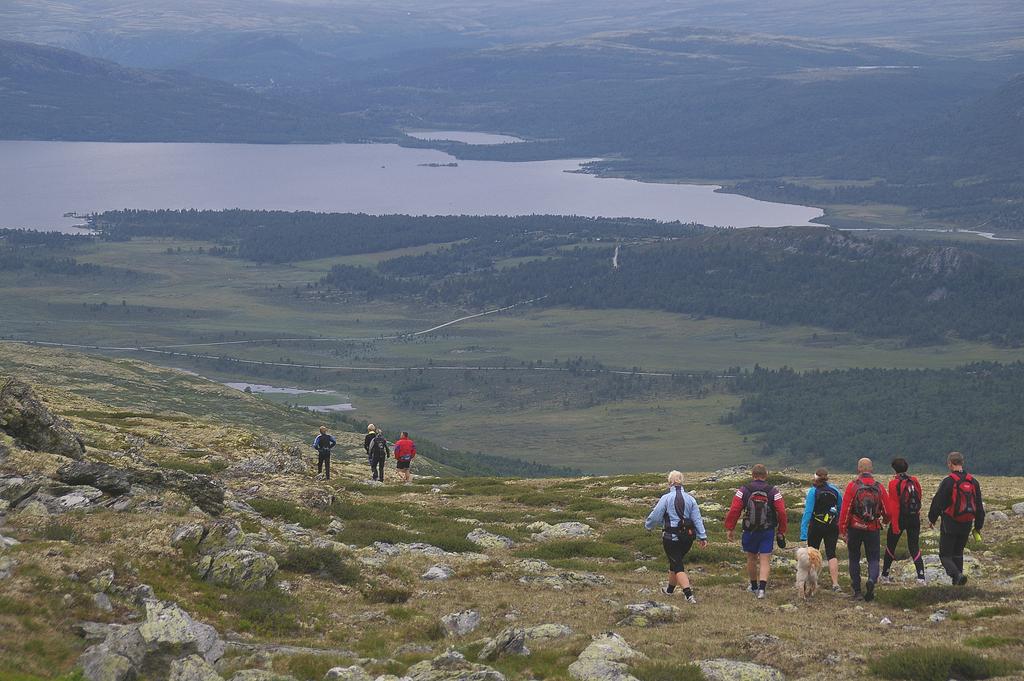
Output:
[663, 534, 694, 573]
[741, 528, 775, 554]
[807, 522, 840, 560]
[396, 459, 411, 470]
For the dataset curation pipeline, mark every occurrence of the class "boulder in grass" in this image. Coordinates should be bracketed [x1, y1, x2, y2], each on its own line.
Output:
[195, 550, 277, 591]
[466, 528, 514, 549]
[699, 659, 786, 681]
[323, 667, 371, 681]
[57, 462, 132, 495]
[441, 610, 481, 637]
[568, 632, 644, 681]
[168, 654, 224, 681]
[404, 649, 505, 681]
[478, 627, 528, 661]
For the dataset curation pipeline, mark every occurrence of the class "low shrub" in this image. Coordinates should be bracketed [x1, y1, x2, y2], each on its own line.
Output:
[951, 605, 1016, 620]
[161, 458, 227, 475]
[869, 646, 1018, 681]
[224, 588, 301, 636]
[38, 521, 77, 543]
[994, 539, 1024, 559]
[517, 540, 631, 561]
[249, 497, 326, 529]
[874, 585, 991, 609]
[277, 546, 361, 584]
[272, 653, 355, 680]
[363, 584, 412, 604]
[632, 661, 706, 681]
[964, 635, 1022, 649]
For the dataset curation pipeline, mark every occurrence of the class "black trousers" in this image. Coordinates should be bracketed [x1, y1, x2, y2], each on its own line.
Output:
[883, 515, 924, 577]
[662, 534, 694, 573]
[807, 522, 839, 560]
[939, 518, 971, 580]
[847, 528, 880, 593]
[317, 449, 331, 479]
[370, 454, 386, 481]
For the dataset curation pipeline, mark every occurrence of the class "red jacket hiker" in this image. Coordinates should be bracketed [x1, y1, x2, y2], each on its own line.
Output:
[839, 472, 891, 535]
[393, 436, 416, 461]
[887, 474, 922, 535]
[724, 481, 788, 536]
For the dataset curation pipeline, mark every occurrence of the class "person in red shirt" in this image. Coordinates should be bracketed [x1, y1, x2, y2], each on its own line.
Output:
[724, 463, 788, 600]
[838, 458, 891, 602]
[393, 431, 416, 484]
[881, 457, 926, 584]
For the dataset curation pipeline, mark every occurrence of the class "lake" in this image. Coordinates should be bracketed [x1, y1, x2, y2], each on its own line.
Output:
[0, 140, 823, 231]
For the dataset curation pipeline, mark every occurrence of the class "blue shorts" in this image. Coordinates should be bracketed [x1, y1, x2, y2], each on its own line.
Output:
[741, 528, 775, 554]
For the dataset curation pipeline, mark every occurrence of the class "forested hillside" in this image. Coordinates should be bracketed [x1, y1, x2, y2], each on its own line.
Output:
[723, 362, 1024, 475]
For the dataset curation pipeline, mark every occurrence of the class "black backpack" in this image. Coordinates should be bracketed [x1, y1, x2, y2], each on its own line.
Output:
[369, 434, 388, 458]
[742, 485, 774, 532]
[663, 487, 696, 540]
[812, 485, 840, 526]
[896, 473, 921, 516]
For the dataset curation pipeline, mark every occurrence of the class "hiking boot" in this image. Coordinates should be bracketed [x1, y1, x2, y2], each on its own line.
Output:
[879, 574, 892, 584]
[756, 589, 766, 600]
[832, 584, 842, 593]
[745, 584, 757, 593]
[955, 574, 969, 586]
[916, 577, 927, 586]
[850, 592, 864, 601]
[686, 594, 698, 604]
[660, 586, 677, 596]
[864, 580, 875, 602]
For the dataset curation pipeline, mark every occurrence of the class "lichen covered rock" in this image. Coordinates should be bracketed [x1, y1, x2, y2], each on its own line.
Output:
[699, 659, 786, 681]
[196, 549, 278, 590]
[0, 377, 85, 458]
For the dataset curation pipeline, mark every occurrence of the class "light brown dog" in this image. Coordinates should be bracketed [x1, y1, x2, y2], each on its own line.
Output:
[795, 547, 823, 599]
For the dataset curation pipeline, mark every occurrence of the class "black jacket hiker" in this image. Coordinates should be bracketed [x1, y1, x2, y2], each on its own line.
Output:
[313, 432, 336, 480]
[367, 432, 390, 482]
[928, 470, 985, 583]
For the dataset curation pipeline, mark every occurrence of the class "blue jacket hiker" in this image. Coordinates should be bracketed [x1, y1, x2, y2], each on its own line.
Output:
[800, 468, 843, 591]
[312, 426, 336, 480]
[645, 470, 707, 603]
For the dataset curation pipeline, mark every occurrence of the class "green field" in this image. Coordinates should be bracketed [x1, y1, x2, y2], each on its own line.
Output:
[6, 236, 1024, 473]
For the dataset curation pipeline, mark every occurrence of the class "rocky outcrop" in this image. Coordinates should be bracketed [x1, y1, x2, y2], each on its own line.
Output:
[57, 461, 133, 495]
[617, 601, 679, 627]
[1013, 502, 1024, 516]
[441, 610, 481, 637]
[518, 570, 610, 589]
[404, 649, 505, 681]
[528, 521, 595, 541]
[322, 667, 371, 681]
[466, 528, 514, 549]
[196, 549, 277, 590]
[523, 624, 573, 643]
[568, 632, 644, 681]
[168, 655, 223, 681]
[229, 672, 297, 681]
[130, 468, 225, 516]
[478, 627, 528, 661]
[81, 601, 225, 681]
[0, 377, 85, 458]
[421, 565, 453, 581]
[699, 659, 786, 681]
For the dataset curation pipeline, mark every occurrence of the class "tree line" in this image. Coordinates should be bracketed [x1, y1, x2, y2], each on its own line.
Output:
[722, 362, 1024, 475]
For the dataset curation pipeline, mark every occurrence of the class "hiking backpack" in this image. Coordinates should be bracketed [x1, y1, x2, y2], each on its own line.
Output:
[896, 473, 922, 516]
[851, 479, 883, 525]
[947, 472, 978, 523]
[812, 485, 840, 526]
[742, 485, 774, 532]
[663, 488, 696, 539]
[369, 434, 388, 458]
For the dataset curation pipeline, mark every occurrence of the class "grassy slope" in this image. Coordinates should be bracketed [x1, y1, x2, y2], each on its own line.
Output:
[1, 353, 1022, 680]
[7, 237, 1024, 473]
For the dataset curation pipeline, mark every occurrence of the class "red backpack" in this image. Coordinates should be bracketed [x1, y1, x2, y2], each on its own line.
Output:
[945, 472, 978, 523]
[851, 479, 883, 526]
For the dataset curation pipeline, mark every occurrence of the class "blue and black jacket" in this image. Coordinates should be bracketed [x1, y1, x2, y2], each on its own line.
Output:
[800, 482, 843, 540]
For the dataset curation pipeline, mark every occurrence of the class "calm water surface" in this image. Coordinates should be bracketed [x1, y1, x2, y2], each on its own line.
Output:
[0, 141, 823, 231]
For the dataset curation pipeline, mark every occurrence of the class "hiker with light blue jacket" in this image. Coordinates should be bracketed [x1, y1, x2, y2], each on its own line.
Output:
[645, 470, 708, 603]
[800, 468, 844, 592]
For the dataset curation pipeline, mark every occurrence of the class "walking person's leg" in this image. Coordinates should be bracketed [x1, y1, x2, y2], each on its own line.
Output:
[746, 551, 758, 592]
[938, 527, 962, 582]
[324, 451, 330, 480]
[825, 529, 840, 589]
[906, 518, 925, 579]
[882, 528, 901, 578]
[952, 530, 970, 577]
[848, 529, 864, 595]
[864, 530, 881, 601]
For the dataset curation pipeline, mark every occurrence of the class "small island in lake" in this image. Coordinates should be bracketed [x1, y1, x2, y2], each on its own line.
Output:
[419, 162, 459, 168]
